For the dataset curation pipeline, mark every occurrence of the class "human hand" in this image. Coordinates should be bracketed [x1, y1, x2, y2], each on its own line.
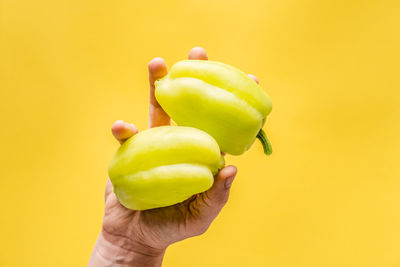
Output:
[88, 47, 259, 267]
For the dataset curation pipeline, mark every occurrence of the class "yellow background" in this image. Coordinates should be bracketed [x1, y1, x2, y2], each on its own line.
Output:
[1, 0, 399, 266]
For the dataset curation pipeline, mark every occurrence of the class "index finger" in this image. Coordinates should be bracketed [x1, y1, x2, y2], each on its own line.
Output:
[148, 57, 170, 128]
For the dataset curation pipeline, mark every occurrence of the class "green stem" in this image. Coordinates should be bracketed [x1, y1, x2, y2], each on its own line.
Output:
[256, 129, 272, 155]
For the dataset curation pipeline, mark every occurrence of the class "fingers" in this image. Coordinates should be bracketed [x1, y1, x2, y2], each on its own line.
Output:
[188, 47, 208, 60]
[148, 47, 207, 128]
[148, 57, 170, 128]
[248, 74, 259, 84]
[111, 120, 138, 144]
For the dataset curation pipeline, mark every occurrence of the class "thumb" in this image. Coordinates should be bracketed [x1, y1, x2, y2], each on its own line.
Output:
[194, 165, 237, 221]
[206, 165, 237, 205]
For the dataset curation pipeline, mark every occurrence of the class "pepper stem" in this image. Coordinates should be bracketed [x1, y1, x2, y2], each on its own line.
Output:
[256, 129, 272, 155]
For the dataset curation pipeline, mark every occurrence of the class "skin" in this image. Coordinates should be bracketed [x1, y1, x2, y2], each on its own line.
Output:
[88, 47, 259, 267]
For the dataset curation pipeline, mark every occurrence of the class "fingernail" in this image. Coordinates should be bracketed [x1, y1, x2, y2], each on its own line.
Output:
[224, 175, 236, 189]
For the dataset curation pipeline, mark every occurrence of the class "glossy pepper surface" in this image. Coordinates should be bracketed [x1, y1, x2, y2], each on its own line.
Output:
[108, 126, 225, 210]
[155, 60, 273, 155]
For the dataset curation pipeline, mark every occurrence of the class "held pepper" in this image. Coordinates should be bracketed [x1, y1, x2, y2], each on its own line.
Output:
[155, 60, 273, 156]
[108, 126, 225, 210]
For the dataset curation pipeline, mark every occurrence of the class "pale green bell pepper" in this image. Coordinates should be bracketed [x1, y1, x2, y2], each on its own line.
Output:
[155, 60, 272, 155]
[108, 126, 224, 210]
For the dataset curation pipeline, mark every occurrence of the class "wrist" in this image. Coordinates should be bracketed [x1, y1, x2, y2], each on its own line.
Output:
[88, 230, 166, 267]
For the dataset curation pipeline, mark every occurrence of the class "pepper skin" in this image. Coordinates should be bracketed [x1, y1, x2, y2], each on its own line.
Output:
[155, 60, 272, 156]
[108, 126, 225, 210]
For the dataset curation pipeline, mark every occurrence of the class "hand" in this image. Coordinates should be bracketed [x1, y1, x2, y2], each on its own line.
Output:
[88, 47, 259, 267]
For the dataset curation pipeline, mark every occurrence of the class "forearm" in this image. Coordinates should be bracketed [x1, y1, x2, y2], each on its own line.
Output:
[88, 231, 165, 267]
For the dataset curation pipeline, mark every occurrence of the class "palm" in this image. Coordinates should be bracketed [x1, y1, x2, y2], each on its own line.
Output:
[102, 179, 219, 250]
